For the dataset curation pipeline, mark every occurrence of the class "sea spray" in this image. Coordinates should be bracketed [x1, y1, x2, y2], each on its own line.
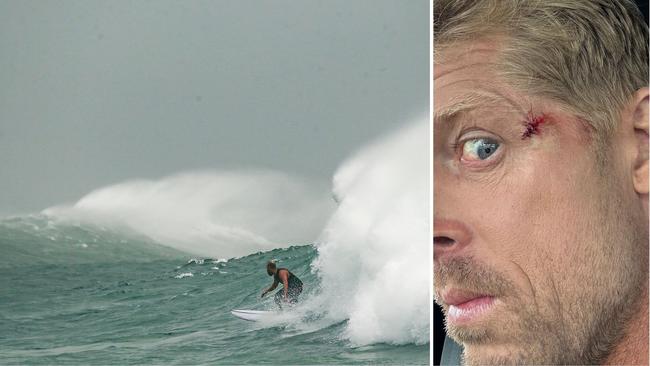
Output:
[43, 170, 334, 258]
[35, 119, 431, 348]
[312, 118, 430, 345]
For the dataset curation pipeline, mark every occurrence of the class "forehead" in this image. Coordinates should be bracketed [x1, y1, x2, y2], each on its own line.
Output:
[434, 91, 522, 126]
[434, 38, 504, 78]
[434, 39, 529, 123]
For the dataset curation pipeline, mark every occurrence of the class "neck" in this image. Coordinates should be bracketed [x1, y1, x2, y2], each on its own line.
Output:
[603, 283, 648, 365]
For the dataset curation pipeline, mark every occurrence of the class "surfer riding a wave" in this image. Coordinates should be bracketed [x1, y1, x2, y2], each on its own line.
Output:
[261, 261, 303, 308]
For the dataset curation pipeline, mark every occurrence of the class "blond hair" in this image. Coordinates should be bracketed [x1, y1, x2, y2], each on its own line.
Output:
[434, 0, 648, 138]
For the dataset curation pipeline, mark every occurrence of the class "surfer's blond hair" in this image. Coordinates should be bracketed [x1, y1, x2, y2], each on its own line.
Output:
[434, 0, 648, 139]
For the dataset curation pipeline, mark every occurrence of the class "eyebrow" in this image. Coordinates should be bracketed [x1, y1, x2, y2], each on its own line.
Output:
[434, 91, 522, 126]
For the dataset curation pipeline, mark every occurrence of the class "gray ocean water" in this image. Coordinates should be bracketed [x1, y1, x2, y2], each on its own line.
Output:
[0, 215, 428, 365]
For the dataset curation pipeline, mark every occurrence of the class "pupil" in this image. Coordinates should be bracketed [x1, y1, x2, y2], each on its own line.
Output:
[477, 141, 497, 159]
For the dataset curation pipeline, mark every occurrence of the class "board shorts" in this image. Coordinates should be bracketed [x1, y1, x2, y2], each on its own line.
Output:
[274, 285, 303, 307]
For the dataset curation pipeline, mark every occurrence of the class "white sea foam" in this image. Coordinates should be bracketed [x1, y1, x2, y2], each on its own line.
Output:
[310, 118, 430, 346]
[174, 272, 193, 279]
[38, 116, 429, 346]
[43, 170, 334, 258]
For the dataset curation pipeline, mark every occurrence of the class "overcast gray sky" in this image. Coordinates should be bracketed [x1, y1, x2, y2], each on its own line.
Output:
[0, 0, 429, 215]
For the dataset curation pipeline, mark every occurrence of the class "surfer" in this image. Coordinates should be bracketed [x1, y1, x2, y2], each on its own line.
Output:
[260, 261, 303, 308]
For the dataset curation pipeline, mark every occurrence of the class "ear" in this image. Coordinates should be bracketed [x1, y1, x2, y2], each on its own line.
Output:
[630, 87, 649, 195]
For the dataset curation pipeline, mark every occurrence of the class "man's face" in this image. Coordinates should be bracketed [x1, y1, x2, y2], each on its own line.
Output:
[433, 40, 647, 364]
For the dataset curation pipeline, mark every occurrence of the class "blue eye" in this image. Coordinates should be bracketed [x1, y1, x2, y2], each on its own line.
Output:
[462, 138, 500, 161]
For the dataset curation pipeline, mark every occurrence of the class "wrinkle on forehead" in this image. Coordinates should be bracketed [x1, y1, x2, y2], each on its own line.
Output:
[434, 38, 504, 77]
[434, 90, 525, 126]
[435, 40, 528, 127]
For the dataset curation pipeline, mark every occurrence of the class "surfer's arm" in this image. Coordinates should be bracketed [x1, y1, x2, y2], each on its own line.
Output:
[261, 280, 279, 297]
[278, 270, 289, 300]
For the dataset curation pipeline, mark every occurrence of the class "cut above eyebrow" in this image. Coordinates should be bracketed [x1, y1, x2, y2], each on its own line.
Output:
[434, 91, 522, 126]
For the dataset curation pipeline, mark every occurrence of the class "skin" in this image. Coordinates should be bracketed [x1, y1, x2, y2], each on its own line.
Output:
[433, 39, 649, 365]
[261, 266, 290, 301]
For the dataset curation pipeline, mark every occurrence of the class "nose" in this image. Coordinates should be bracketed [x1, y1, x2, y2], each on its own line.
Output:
[433, 218, 473, 262]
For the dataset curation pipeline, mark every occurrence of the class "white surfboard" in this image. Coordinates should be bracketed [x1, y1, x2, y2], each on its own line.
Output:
[231, 309, 275, 321]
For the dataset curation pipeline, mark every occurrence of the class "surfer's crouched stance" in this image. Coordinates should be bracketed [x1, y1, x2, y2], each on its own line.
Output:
[261, 261, 303, 309]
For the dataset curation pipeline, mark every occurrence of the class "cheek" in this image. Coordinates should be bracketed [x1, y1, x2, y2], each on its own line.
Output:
[459, 142, 600, 291]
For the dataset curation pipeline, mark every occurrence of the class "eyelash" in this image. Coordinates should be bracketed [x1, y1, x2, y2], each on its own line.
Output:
[449, 140, 462, 152]
[449, 125, 480, 151]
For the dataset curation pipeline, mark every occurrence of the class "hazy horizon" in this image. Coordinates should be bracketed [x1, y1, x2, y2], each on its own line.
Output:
[0, 0, 428, 215]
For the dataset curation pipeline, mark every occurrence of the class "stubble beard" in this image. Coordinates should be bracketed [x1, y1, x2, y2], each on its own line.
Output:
[434, 183, 647, 365]
[434, 258, 577, 365]
[558, 175, 648, 365]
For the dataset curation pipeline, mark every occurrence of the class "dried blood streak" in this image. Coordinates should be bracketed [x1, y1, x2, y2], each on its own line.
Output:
[522, 113, 547, 139]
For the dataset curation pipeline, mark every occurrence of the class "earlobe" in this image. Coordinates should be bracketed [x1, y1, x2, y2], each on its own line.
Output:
[631, 87, 649, 195]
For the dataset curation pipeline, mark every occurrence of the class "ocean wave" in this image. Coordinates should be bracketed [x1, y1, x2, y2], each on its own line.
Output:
[42, 170, 335, 258]
[186, 258, 206, 265]
[0, 215, 187, 267]
[3, 119, 429, 348]
[311, 118, 430, 346]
